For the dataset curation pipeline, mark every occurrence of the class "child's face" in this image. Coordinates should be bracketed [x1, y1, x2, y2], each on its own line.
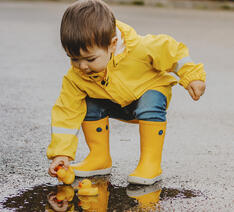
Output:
[68, 37, 117, 75]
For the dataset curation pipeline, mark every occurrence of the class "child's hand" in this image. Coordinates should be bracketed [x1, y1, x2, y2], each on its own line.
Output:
[48, 156, 70, 177]
[187, 80, 206, 101]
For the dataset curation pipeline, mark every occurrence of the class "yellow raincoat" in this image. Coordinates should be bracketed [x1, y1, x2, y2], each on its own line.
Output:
[47, 21, 206, 160]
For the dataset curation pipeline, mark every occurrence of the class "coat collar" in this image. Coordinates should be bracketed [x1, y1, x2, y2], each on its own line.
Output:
[112, 20, 139, 67]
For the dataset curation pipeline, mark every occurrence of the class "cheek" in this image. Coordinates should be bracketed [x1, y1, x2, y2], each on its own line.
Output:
[102, 54, 111, 66]
[71, 61, 79, 68]
[93, 57, 109, 69]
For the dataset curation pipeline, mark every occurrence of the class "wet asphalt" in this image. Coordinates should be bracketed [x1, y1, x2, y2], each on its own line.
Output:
[0, 1, 234, 211]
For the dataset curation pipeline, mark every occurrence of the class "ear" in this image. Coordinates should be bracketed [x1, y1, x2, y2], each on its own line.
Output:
[108, 36, 118, 54]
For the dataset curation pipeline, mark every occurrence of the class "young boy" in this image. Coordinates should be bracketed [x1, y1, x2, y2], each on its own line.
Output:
[47, 0, 206, 185]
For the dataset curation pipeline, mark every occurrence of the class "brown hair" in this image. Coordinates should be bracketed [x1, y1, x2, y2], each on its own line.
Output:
[60, 0, 116, 57]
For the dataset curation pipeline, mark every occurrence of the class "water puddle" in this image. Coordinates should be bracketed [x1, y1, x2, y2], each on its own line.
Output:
[1, 176, 202, 211]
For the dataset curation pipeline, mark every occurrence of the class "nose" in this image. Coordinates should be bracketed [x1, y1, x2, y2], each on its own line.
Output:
[79, 60, 88, 71]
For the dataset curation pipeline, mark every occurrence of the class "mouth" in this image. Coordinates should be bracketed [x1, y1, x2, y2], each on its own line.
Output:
[86, 71, 95, 75]
[82, 69, 96, 75]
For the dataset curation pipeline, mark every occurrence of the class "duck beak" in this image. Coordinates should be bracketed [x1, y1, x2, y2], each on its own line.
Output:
[55, 165, 62, 172]
[56, 198, 63, 203]
[78, 182, 82, 188]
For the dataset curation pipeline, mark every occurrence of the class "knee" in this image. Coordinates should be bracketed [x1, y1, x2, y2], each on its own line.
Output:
[134, 90, 167, 122]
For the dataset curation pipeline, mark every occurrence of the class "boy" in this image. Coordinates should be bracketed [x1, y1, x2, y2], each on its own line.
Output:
[47, 0, 206, 185]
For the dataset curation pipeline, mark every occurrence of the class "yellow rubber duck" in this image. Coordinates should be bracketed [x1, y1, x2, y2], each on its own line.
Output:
[77, 179, 99, 196]
[56, 165, 75, 185]
[78, 196, 98, 210]
[56, 185, 75, 202]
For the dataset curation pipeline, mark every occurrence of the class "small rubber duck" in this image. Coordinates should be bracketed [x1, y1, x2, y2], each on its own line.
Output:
[77, 179, 99, 196]
[56, 165, 75, 185]
[78, 196, 98, 210]
[56, 185, 75, 202]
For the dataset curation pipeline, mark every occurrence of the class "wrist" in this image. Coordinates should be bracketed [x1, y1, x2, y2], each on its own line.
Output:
[180, 72, 206, 89]
[52, 155, 71, 161]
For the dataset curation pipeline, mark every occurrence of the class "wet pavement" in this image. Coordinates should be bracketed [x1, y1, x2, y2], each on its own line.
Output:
[2, 176, 202, 212]
[0, 1, 234, 211]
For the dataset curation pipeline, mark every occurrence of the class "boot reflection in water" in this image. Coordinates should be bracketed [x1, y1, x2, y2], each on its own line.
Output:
[126, 182, 162, 211]
[46, 185, 75, 212]
[77, 177, 110, 212]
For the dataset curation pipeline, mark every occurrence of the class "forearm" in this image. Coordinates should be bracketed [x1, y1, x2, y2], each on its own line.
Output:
[47, 74, 87, 160]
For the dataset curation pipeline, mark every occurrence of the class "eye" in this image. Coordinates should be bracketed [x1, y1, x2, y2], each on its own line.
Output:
[87, 58, 96, 62]
[71, 58, 79, 62]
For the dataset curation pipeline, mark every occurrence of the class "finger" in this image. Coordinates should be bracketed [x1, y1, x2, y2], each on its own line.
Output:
[191, 86, 202, 101]
[48, 168, 57, 177]
[193, 86, 203, 99]
[61, 201, 69, 210]
[188, 87, 196, 100]
[50, 160, 62, 176]
[63, 159, 70, 169]
[49, 165, 58, 176]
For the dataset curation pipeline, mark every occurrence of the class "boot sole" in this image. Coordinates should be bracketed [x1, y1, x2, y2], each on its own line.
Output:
[73, 167, 112, 177]
[127, 175, 161, 185]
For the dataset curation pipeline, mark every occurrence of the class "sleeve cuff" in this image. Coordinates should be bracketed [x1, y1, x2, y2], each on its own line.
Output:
[47, 152, 75, 161]
[179, 71, 206, 89]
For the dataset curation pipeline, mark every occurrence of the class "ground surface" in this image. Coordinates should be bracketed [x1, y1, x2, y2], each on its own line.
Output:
[0, 1, 234, 211]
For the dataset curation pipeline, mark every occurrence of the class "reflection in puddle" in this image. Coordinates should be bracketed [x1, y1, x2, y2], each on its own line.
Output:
[1, 176, 202, 211]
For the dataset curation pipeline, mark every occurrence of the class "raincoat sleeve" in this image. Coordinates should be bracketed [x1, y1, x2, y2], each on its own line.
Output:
[47, 72, 87, 160]
[145, 34, 206, 88]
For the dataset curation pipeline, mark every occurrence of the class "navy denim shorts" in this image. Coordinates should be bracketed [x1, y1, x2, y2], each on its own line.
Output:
[84, 90, 167, 122]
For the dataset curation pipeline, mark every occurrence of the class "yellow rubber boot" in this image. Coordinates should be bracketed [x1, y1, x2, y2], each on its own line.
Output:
[128, 120, 166, 185]
[71, 117, 112, 177]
